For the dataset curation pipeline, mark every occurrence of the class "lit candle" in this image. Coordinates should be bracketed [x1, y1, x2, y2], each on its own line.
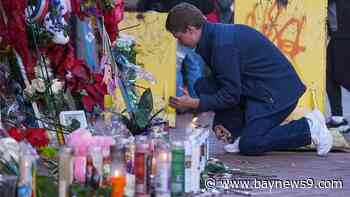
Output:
[110, 169, 126, 197]
[135, 136, 149, 195]
[191, 117, 198, 128]
[59, 146, 73, 197]
[171, 141, 185, 196]
[155, 148, 171, 197]
[18, 153, 33, 197]
[160, 152, 169, 162]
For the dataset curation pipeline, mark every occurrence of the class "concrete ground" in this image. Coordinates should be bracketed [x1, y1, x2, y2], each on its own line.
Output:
[207, 88, 350, 196]
[215, 152, 348, 197]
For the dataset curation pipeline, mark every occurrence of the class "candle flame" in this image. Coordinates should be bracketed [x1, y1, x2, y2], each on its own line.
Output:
[192, 117, 198, 123]
[114, 170, 120, 177]
[191, 117, 198, 128]
[161, 152, 168, 161]
[24, 160, 31, 167]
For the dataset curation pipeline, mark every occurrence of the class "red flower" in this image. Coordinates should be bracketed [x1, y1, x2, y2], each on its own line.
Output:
[82, 95, 94, 112]
[71, 60, 90, 81]
[26, 128, 49, 148]
[103, 1, 124, 42]
[2, 0, 35, 80]
[45, 43, 107, 112]
[7, 127, 26, 141]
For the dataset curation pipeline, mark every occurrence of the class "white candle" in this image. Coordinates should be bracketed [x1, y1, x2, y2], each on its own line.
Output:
[59, 146, 73, 197]
[156, 150, 171, 196]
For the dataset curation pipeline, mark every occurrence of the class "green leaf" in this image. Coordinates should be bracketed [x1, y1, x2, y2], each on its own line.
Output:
[134, 108, 150, 130]
[0, 160, 16, 175]
[138, 88, 153, 114]
[69, 183, 94, 197]
[132, 88, 154, 131]
[36, 176, 58, 197]
[40, 147, 58, 158]
[119, 114, 131, 126]
[95, 187, 112, 197]
[203, 162, 227, 174]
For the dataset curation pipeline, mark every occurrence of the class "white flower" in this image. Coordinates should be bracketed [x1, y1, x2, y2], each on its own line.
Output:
[24, 85, 35, 97]
[0, 138, 20, 163]
[66, 71, 73, 79]
[31, 78, 46, 93]
[51, 79, 64, 94]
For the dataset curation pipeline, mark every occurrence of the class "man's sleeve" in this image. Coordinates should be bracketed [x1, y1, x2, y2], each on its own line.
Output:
[197, 46, 241, 112]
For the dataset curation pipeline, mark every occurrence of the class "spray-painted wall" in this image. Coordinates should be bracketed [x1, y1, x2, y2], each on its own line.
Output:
[235, 0, 328, 113]
[120, 12, 177, 126]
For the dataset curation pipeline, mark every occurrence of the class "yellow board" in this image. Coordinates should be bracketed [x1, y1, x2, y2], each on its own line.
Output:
[119, 12, 177, 126]
[235, 0, 328, 114]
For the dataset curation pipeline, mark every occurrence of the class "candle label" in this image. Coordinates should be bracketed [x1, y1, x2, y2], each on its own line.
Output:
[125, 173, 136, 197]
[74, 156, 86, 184]
[58, 180, 67, 197]
[17, 184, 32, 197]
[171, 148, 185, 194]
[146, 154, 153, 194]
[125, 142, 136, 197]
[69, 157, 74, 184]
[86, 155, 94, 186]
[135, 152, 147, 193]
[18, 156, 33, 197]
[125, 143, 135, 174]
[156, 162, 170, 193]
[102, 150, 111, 182]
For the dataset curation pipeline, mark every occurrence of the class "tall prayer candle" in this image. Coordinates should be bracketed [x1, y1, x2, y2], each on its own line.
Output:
[135, 136, 150, 196]
[155, 145, 171, 197]
[18, 152, 33, 197]
[110, 169, 126, 197]
[171, 141, 185, 196]
[59, 146, 73, 197]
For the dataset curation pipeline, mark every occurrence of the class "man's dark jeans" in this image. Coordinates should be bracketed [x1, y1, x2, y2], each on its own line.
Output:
[194, 77, 312, 155]
[239, 102, 312, 155]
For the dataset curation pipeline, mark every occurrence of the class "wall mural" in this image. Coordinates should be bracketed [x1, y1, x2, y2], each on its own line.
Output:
[119, 12, 177, 126]
[235, 0, 328, 115]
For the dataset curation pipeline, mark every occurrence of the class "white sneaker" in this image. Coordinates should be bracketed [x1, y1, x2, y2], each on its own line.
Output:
[224, 137, 240, 153]
[305, 109, 333, 156]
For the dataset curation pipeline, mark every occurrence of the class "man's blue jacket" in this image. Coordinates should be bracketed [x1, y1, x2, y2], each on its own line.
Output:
[195, 22, 306, 123]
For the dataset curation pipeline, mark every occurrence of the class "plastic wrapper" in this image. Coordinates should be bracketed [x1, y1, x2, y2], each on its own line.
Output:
[0, 175, 18, 197]
[116, 34, 135, 51]
[115, 53, 156, 84]
[0, 138, 20, 161]
[0, 113, 9, 137]
[2, 99, 28, 128]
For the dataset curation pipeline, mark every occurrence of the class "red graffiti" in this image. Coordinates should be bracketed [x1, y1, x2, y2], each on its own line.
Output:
[246, 1, 306, 61]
